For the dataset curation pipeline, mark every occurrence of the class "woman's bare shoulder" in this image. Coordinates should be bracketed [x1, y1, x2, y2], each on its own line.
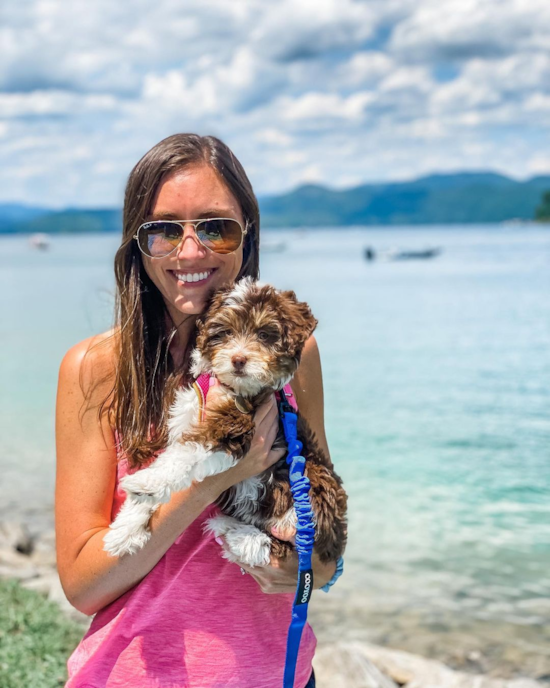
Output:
[61, 328, 117, 371]
[58, 329, 118, 407]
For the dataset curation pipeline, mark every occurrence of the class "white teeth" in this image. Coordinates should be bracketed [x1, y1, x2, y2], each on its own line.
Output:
[175, 270, 212, 283]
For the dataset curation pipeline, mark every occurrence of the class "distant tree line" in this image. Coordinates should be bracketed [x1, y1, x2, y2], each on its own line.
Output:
[535, 190, 550, 222]
[3, 175, 550, 232]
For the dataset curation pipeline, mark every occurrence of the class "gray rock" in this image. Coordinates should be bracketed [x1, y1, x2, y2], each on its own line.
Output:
[0, 521, 33, 554]
[0, 546, 36, 569]
[21, 573, 59, 595]
[340, 641, 544, 688]
[36, 528, 56, 546]
[30, 545, 57, 569]
[313, 644, 399, 687]
[0, 564, 38, 580]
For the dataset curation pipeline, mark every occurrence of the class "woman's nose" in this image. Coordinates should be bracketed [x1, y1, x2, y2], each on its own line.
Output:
[175, 223, 207, 260]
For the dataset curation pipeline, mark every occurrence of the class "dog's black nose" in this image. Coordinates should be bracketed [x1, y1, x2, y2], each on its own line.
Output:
[231, 355, 247, 371]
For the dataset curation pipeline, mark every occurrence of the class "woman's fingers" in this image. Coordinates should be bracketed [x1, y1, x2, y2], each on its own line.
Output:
[236, 552, 299, 594]
[250, 395, 284, 463]
[253, 394, 278, 426]
[210, 390, 286, 486]
[262, 407, 280, 444]
[271, 524, 296, 543]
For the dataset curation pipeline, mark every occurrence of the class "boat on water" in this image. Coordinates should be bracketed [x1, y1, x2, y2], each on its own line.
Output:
[386, 247, 442, 261]
[364, 246, 442, 261]
[29, 233, 50, 250]
[262, 240, 286, 253]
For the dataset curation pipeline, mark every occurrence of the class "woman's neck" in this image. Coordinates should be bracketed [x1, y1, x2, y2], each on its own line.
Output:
[166, 309, 199, 369]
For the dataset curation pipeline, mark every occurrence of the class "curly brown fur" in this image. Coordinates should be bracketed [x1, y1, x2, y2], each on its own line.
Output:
[186, 277, 347, 565]
[217, 415, 348, 564]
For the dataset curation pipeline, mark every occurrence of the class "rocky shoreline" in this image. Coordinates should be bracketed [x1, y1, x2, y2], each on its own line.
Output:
[0, 520, 544, 688]
[0, 520, 87, 622]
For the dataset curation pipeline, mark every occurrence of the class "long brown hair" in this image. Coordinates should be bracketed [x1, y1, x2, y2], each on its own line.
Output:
[109, 134, 260, 467]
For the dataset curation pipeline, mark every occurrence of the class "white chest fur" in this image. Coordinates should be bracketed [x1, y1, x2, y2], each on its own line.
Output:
[167, 386, 202, 442]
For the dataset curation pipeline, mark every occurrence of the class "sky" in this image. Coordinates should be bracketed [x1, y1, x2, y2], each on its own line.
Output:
[2, 0, 550, 208]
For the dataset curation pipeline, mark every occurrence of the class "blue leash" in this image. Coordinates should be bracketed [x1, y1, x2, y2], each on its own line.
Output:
[278, 388, 316, 688]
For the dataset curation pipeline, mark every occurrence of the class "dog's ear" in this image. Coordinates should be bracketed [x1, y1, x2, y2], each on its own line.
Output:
[279, 290, 318, 356]
[196, 282, 236, 327]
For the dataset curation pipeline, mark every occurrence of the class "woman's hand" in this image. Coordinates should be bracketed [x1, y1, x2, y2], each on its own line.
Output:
[230, 525, 337, 594]
[206, 380, 287, 490]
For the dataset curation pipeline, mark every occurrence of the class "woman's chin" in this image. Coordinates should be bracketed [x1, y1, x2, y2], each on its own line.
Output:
[172, 293, 210, 316]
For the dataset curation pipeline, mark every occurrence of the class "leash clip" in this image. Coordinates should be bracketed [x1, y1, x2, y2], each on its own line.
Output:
[277, 386, 295, 417]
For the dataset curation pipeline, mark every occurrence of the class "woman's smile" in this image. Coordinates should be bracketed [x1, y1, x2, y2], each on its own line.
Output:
[169, 267, 218, 287]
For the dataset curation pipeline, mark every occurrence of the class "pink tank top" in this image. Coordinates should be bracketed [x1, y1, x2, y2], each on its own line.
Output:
[66, 384, 316, 688]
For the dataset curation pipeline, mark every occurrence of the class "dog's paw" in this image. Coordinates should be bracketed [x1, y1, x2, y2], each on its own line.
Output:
[103, 522, 151, 557]
[206, 516, 271, 567]
[103, 497, 157, 557]
[121, 472, 172, 503]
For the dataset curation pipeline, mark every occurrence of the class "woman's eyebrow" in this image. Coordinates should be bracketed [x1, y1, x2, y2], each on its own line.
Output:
[147, 209, 237, 221]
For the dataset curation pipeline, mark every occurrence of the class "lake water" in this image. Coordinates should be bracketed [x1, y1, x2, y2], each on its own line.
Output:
[1, 225, 549, 676]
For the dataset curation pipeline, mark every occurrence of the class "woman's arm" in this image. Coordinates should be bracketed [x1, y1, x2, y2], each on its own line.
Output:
[55, 335, 284, 616]
[289, 333, 331, 460]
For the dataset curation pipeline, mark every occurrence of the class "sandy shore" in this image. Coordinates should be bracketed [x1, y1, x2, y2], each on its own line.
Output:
[1, 519, 546, 687]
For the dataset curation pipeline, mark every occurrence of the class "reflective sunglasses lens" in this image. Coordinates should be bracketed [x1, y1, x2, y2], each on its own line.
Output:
[196, 219, 243, 254]
[139, 222, 182, 257]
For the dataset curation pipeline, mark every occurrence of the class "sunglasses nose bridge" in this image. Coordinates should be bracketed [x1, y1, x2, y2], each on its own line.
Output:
[173, 221, 206, 258]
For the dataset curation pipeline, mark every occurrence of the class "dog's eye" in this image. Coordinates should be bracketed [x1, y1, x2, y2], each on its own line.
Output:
[210, 329, 231, 343]
[257, 330, 277, 343]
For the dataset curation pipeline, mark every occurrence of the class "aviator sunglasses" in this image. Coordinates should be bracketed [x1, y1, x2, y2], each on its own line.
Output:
[134, 217, 247, 258]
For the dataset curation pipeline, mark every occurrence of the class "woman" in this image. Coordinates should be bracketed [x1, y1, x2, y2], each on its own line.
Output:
[56, 134, 337, 687]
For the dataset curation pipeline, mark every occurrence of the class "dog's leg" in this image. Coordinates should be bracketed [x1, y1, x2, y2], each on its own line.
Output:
[103, 497, 158, 556]
[205, 515, 272, 567]
[305, 462, 348, 563]
[105, 444, 237, 556]
[121, 442, 236, 501]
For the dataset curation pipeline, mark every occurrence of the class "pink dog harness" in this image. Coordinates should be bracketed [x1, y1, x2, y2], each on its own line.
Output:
[193, 373, 298, 419]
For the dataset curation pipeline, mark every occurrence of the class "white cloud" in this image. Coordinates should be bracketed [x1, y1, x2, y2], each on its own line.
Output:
[0, 0, 549, 206]
[0, 91, 118, 118]
[526, 154, 550, 176]
[254, 128, 293, 146]
[251, 0, 379, 61]
[336, 52, 394, 88]
[389, 0, 550, 61]
[280, 91, 373, 123]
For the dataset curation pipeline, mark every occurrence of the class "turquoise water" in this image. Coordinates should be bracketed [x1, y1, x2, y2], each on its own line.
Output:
[1, 225, 549, 666]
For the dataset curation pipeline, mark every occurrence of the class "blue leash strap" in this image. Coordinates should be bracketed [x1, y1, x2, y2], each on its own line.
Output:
[278, 389, 316, 688]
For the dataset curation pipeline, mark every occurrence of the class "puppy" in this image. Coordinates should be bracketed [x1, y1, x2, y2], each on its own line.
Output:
[104, 278, 347, 568]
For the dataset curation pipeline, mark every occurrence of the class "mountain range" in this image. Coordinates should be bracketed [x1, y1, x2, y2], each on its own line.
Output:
[2, 172, 550, 234]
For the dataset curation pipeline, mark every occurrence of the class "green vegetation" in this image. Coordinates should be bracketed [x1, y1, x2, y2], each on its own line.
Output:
[0, 208, 121, 234]
[3, 173, 550, 231]
[0, 579, 85, 688]
[535, 190, 550, 221]
[260, 173, 550, 227]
